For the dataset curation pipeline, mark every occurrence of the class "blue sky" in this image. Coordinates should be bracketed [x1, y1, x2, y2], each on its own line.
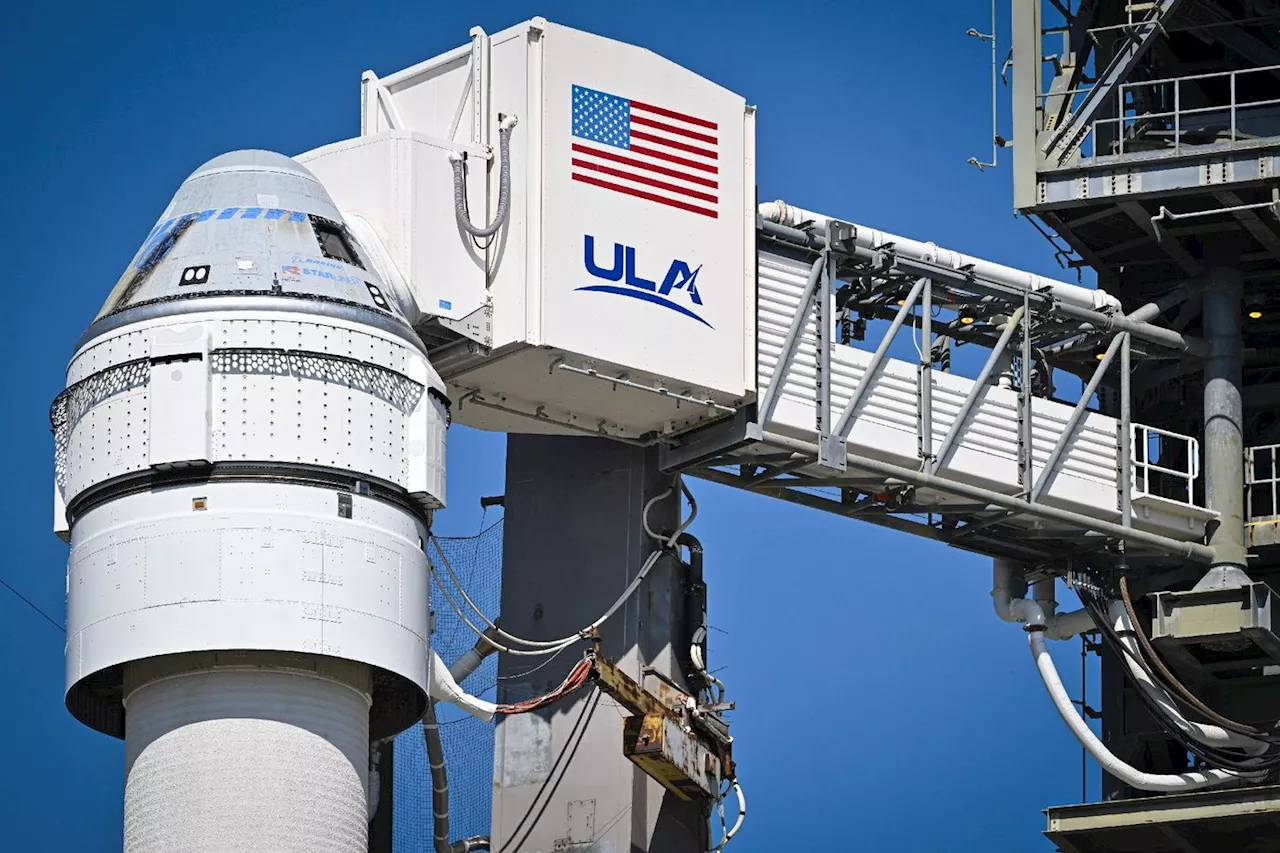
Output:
[1, 1, 1097, 850]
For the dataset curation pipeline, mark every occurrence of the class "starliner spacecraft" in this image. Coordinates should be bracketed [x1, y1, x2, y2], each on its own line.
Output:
[52, 10, 1280, 853]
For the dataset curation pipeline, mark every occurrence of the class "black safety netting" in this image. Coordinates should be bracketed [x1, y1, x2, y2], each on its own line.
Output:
[394, 518, 503, 851]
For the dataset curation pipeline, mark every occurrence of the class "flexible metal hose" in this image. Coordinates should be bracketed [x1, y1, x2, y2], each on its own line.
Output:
[451, 117, 517, 239]
[423, 701, 491, 853]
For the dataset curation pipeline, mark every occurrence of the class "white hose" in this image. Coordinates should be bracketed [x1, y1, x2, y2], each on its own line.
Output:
[428, 649, 496, 722]
[709, 779, 746, 852]
[1028, 630, 1261, 791]
[1109, 603, 1269, 756]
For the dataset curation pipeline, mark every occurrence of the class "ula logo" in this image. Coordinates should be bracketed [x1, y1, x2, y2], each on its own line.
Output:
[576, 235, 711, 328]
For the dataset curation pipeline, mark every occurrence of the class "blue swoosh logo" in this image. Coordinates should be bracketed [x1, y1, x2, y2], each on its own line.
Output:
[575, 285, 714, 329]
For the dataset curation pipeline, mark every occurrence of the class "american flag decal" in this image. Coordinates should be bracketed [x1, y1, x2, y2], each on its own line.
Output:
[570, 85, 719, 219]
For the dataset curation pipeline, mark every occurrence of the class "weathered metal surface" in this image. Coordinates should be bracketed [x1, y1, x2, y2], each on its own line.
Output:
[1046, 783, 1280, 852]
[623, 714, 721, 801]
[592, 654, 732, 801]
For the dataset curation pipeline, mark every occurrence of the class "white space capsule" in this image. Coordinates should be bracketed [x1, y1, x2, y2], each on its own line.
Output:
[52, 151, 448, 853]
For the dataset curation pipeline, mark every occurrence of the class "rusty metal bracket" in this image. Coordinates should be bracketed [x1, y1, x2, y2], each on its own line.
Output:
[589, 653, 734, 801]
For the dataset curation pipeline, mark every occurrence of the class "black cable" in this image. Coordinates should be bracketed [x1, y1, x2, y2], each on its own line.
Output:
[1120, 575, 1272, 739]
[0, 576, 64, 632]
[1078, 589, 1280, 772]
[1083, 586, 1280, 745]
[499, 689, 601, 853]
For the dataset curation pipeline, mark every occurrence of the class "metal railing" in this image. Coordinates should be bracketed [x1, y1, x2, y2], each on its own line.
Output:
[1247, 444, 1280, 521]
[1130, 423, 1200, 508]
[1083, 64, 1280, 159]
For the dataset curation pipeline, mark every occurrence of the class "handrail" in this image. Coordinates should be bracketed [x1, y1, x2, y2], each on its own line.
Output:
[1084, 62, 1280, 159]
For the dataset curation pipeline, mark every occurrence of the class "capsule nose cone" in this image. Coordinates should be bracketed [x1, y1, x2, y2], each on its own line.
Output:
[188, 149, 321, 183]
[86, 148, 405, 334]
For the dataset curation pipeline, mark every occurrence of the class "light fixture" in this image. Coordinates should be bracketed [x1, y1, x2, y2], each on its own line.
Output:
[959, 315, 976, 325]
[896, 298, 907, 307]
[1247, 300, 1264, 320]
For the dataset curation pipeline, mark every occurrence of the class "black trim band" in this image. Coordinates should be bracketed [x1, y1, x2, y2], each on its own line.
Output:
[65, 462, 432, 528]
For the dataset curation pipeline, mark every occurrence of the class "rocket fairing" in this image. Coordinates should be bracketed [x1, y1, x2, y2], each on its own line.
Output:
[53, 150, 447, 853]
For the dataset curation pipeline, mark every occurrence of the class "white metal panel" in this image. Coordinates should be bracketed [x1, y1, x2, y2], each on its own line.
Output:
[538, 22, 752, 398]
[405, 356, 448, 507]
[148, 325, 211, 468]
[67, 480, 431, 698]
[363, 43, 475, 139]
[757, 249, 1211, 540]
[58, 310, 446, 506]
[358, 20, 757, 433]
[298, 132, 490, 328]
[487, 24, 534, 351]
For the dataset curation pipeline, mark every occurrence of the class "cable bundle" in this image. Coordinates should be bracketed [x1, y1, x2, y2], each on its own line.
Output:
[1078, 575, 1280, 775]
[494, 657, 594, 716]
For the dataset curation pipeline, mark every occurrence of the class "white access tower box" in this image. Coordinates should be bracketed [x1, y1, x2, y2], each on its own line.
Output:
[300, 17, 1214, 544]
[302, 18, 757, 442]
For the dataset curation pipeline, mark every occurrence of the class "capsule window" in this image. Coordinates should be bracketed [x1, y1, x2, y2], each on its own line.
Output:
[310, 216, 364, 269]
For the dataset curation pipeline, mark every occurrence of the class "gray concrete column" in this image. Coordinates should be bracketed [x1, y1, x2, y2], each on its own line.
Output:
[490, 435, 707, 853]
[1203, 263, 1249, 573]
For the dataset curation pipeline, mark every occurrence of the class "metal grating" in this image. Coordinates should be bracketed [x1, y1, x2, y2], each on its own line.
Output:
[394, 518, 503, 850]
[210, 348, 425, 414]
[50, 358, 151, 490]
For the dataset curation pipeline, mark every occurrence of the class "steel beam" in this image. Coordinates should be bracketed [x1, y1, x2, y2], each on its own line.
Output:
[816, 226, 840, 469]
[761, 220, 1207, 355]
[1215, 191, 1280, 262]
[758, 430, 1215, 563]
[691, 467, 1056, 563]
[919, 279, 934, 464]
[758, 254, 824, 425]
[933, 306, 1025, 471]
[492, 436, 706, 853]
[1120, 333, 1133, 530]
[1019, 295, 1034, 489]
[1043, 0, 1188, 165]
[1031, 332, 1124, 502]
[1121, 202, 1203, 276]
[832, 277, 927, 438]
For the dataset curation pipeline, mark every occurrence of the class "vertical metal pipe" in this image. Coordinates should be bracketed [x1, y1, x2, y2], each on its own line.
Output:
[919, 279, 933, 462]
[1174, 78, 1181, 154]
[1231, 70, 1237, 144]
[1120, 333, 1132, 529]
[1019, 295, 1033, 489]
[817, 235, 834, 438]
[1203, 264, 1247, 569]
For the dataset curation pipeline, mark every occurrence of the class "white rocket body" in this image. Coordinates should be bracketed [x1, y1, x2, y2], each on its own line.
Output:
[53, 151, 448, 853]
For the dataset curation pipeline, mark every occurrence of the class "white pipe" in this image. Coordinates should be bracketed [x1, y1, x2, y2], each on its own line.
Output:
[1109, 602, 1269, 755]
[448, 626, 501, 682]
[759, 199, 1122, 313]
[992, 560, 1093, 640]
[991, 558, 1029, 623]
[430, 648, 497, 722]
[1028, 630, 1259, 791]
